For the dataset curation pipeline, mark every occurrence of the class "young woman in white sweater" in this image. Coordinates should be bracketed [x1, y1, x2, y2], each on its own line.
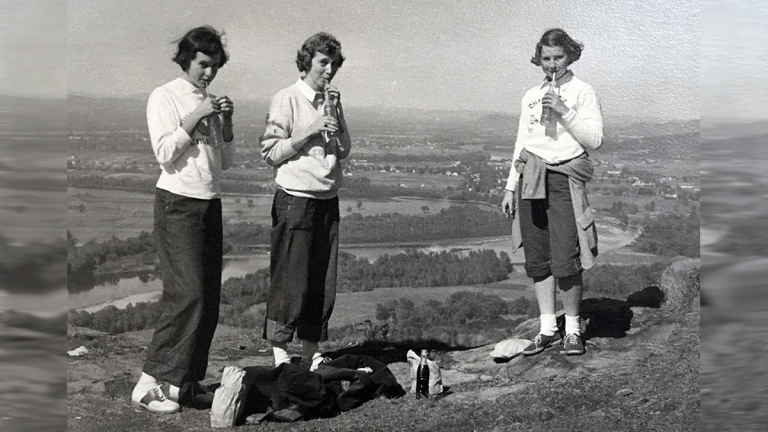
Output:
[502, 28, 603, 356]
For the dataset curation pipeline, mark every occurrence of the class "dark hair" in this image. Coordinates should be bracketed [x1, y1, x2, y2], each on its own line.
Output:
[530, 28, 583, 66]
[295, 32, 345, 73]
[172, 26, 229, 72]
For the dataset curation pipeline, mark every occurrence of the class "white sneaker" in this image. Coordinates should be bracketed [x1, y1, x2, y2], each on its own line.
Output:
[132, 385, 181, 414]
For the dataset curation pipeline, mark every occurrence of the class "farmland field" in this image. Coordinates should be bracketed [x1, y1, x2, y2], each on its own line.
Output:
[68, 187, 495, 243]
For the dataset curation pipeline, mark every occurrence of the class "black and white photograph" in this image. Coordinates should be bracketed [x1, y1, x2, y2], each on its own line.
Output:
[64, 0, 703, 430]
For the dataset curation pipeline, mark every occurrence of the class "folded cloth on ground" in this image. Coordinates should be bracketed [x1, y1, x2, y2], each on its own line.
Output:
[490, 338, 532, 360]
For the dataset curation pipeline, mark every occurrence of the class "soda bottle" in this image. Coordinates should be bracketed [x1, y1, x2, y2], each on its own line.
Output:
[540, 73, 556, 126]
[208, 113, 225, 149]
[321, 88, 338, 144]
[416, 349, 430, 399]
[201, 87, 224, 149]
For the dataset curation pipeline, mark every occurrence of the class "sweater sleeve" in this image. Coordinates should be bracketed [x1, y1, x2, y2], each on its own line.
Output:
[147, 88, 193, 168]
[560, 85, 603, 150]
[260, 93, 299, 167]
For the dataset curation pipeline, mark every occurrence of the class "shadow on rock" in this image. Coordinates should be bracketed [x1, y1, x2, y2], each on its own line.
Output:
[580, 286, 664, 340]
[323, 340, 463, 365]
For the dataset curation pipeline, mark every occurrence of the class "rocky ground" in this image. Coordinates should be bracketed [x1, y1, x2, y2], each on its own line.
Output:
[67, 292, 699, 432]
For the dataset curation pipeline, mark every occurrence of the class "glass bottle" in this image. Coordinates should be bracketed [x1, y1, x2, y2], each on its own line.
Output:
[416, 349, 430, 399]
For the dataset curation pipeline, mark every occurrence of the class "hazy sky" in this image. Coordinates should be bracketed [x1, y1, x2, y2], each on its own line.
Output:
[67, 0, 699, 120]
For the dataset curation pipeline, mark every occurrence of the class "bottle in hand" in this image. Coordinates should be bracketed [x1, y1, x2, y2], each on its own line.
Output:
[416, 349, 430, 399]
[321, 88, 338, 143]
[208, 113, 224, 149]
[540, 74, 556, 126]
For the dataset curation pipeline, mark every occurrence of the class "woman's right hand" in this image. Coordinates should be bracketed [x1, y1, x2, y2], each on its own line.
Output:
[192, 96, 220, 120]
[307, 115, 339, 137]
[501, 190, 516, 218]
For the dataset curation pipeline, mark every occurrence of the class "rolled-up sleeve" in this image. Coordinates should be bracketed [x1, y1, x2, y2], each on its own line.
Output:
[561, 86, 603, 151]
[147, 89, 192, 168]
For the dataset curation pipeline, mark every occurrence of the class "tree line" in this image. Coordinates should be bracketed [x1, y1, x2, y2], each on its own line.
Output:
[68, 249, 512, 334]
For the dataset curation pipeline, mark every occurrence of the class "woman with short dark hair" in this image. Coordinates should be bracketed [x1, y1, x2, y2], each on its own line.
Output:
[259, 32, 351, 370]
[131, 25, 235, 414]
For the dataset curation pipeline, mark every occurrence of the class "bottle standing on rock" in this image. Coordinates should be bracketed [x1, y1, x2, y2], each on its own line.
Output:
[416, 349, 430, 399]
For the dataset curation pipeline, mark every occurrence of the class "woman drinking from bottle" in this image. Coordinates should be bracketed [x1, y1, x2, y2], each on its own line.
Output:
[259, 32, 351, 370]
[501, 28, 603, 356]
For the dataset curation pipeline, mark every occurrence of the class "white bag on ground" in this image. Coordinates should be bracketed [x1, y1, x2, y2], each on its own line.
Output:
[489, 338, 532, 360]
[406, 349, 444, 396]
[210, 366, 249, 428]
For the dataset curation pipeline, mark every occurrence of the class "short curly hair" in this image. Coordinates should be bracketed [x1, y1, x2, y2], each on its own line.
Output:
[172, 25, 229, 72]
[530, 28, 583, 67]
[295, 32, 345, 73]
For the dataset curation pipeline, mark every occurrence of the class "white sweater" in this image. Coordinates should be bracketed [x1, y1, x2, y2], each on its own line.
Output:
[260, 79, 352, 199]
[147, 77, 234, 199]
[505, 75, 603, 191]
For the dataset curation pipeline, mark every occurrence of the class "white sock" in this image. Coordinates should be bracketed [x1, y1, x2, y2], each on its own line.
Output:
[540, 314, 558, 336]
[271, 341, 291, 366]
[300, 339, 319, 369]
[310, 353, 324, 372]
[565, 315, 581, 336]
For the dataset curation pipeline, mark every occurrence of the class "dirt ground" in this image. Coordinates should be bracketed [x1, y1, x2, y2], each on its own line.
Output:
[67, 297, 699, 432]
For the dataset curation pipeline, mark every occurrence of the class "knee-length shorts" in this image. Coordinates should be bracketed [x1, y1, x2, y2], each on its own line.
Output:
[517, 170, 582, 280]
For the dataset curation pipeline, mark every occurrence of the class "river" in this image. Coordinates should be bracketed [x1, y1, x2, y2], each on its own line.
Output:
[68, 220, 637, 312]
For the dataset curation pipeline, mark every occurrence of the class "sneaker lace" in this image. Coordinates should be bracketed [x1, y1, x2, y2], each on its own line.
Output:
[533, 334, 543, 345]
[152, 386, 168, 402]
[565, 334, 579, 345]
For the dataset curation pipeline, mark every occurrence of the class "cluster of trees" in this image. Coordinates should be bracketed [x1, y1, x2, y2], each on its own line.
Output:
[224, 205, 511, 250]
[601, 200, 641, 226]
[340, 205, 509, 244]
[69, 302, 164, 334]
[330, 291, 529, 348]
[337, 249, 511, 292]
[629, 210, 700, 258]
[67, 230, 156, 293]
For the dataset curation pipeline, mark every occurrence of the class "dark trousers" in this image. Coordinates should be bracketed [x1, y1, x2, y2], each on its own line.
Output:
[518, 171, 581, 280]
[264, 189, 339, 343]
[143, 188, 222, 387]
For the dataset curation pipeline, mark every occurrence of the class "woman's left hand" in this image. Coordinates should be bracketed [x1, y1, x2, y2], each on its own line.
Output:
[217, 96, 234, 120]
[542, 90, 570, 116]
